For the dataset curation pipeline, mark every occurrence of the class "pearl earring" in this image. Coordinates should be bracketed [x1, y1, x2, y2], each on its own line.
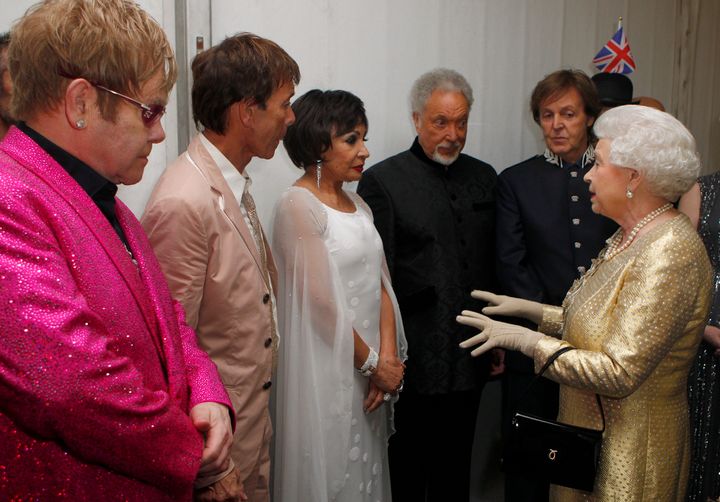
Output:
[626, 188, 633, 199]
[75, 119, 86, 129]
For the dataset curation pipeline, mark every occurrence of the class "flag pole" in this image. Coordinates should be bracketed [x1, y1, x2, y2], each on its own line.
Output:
[618, 17, 622, 30]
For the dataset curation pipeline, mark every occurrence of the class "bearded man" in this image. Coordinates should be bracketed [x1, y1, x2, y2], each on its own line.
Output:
[358, 68, 497, 502]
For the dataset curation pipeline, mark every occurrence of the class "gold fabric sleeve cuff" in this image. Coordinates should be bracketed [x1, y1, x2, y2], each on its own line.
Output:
[538, 304, 564, 336]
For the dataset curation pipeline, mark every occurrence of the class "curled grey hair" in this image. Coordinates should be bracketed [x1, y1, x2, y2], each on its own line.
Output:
[410, 68, 474, 115]
[593, 105, 701, 202]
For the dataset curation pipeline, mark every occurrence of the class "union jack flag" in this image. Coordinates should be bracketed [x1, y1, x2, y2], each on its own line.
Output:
[593, 26, 636, 74]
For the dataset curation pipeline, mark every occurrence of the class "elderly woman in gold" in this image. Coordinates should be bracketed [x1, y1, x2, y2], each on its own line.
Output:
[458, 105, 712, 501]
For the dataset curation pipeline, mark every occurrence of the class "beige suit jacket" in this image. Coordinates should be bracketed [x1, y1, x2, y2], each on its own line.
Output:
[142, 135, 277, 479]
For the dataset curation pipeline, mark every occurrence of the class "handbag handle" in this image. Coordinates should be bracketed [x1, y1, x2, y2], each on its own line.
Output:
[519, 346, 606, 433]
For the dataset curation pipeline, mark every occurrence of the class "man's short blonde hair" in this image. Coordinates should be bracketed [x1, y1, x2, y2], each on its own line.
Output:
[9, 0, 177, 122]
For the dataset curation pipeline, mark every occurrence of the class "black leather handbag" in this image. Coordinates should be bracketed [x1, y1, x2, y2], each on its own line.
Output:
[504, 346, 604, 492]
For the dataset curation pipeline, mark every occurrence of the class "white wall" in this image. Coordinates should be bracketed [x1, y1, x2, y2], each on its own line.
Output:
[688, 0, 720, 173]
[2, 0, 719, 225]
[0, 3, 34, 29]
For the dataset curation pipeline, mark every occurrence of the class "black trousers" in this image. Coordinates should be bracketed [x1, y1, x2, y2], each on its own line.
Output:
[501, 368, 559, 502]
[388, 389, 482, 502]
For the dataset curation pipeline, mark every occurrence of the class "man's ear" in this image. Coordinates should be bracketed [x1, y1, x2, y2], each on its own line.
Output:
[64, 78, 94, 129]
[412, 112, 421, 133]
[234, 98, 255, 128]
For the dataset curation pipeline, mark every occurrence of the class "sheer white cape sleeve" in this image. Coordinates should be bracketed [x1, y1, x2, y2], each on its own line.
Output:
[271, 187, 406, 501]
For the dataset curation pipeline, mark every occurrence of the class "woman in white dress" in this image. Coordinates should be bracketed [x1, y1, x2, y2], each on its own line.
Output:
[272, 90, 408, 502]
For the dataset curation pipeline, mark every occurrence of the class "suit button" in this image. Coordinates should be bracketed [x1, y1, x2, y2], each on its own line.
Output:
[262, 293, 270, 304]
[264, 337, 272, 348]
[262, 381, 272, 390]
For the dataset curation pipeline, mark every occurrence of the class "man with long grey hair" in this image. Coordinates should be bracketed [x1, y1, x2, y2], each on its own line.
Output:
[358, 68, 497, 502]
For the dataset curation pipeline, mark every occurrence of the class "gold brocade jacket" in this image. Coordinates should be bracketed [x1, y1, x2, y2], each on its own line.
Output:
[534, 214, 712, 501]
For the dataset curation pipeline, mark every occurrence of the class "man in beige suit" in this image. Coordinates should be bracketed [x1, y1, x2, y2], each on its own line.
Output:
[142, 33, 300, 502]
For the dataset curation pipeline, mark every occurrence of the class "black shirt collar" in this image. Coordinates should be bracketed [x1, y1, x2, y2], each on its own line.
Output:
[17, 122, 128, 248]
[18, 122, 114, 199]
[409, 136, 457, 170]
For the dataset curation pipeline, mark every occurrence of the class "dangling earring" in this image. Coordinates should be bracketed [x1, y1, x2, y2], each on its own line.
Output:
[626, 187, 633, 199]
[315, 159, 322, 189]
[75, 119, 86, 129]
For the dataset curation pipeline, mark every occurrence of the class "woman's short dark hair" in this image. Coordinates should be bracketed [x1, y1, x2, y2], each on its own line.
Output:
[283, 89, 368, 170]
[191, 32, 300, 134]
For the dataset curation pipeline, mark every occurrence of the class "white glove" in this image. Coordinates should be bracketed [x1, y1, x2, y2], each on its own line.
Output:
[472, 290, 544, 326]
[457, 310, 543, 358]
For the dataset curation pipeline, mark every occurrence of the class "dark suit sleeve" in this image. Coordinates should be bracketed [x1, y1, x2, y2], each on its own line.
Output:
[357, 171, 396, 276]
[496, 173, 545, 303]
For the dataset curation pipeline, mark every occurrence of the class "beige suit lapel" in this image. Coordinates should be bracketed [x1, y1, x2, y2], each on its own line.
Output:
[186, 136, 270, 288]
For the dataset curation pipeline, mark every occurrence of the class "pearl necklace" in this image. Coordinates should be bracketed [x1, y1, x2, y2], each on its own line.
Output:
[604, 203, 673, 260]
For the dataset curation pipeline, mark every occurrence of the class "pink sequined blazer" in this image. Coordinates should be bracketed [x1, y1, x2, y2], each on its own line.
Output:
[0, 127, 232, 501]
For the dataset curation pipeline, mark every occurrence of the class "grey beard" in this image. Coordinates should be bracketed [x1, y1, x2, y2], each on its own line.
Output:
[432, 148, 460, 166]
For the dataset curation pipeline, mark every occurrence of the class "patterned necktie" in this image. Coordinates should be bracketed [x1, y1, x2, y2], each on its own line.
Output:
[241, 188, 267, 268]
[241, 188, 279, 367]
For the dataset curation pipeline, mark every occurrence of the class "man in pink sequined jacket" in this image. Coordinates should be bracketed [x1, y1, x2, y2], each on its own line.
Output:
[0, 1, 236, 500]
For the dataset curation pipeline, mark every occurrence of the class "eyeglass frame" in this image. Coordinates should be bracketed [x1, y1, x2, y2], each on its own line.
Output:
[57, 70, 165, 126]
